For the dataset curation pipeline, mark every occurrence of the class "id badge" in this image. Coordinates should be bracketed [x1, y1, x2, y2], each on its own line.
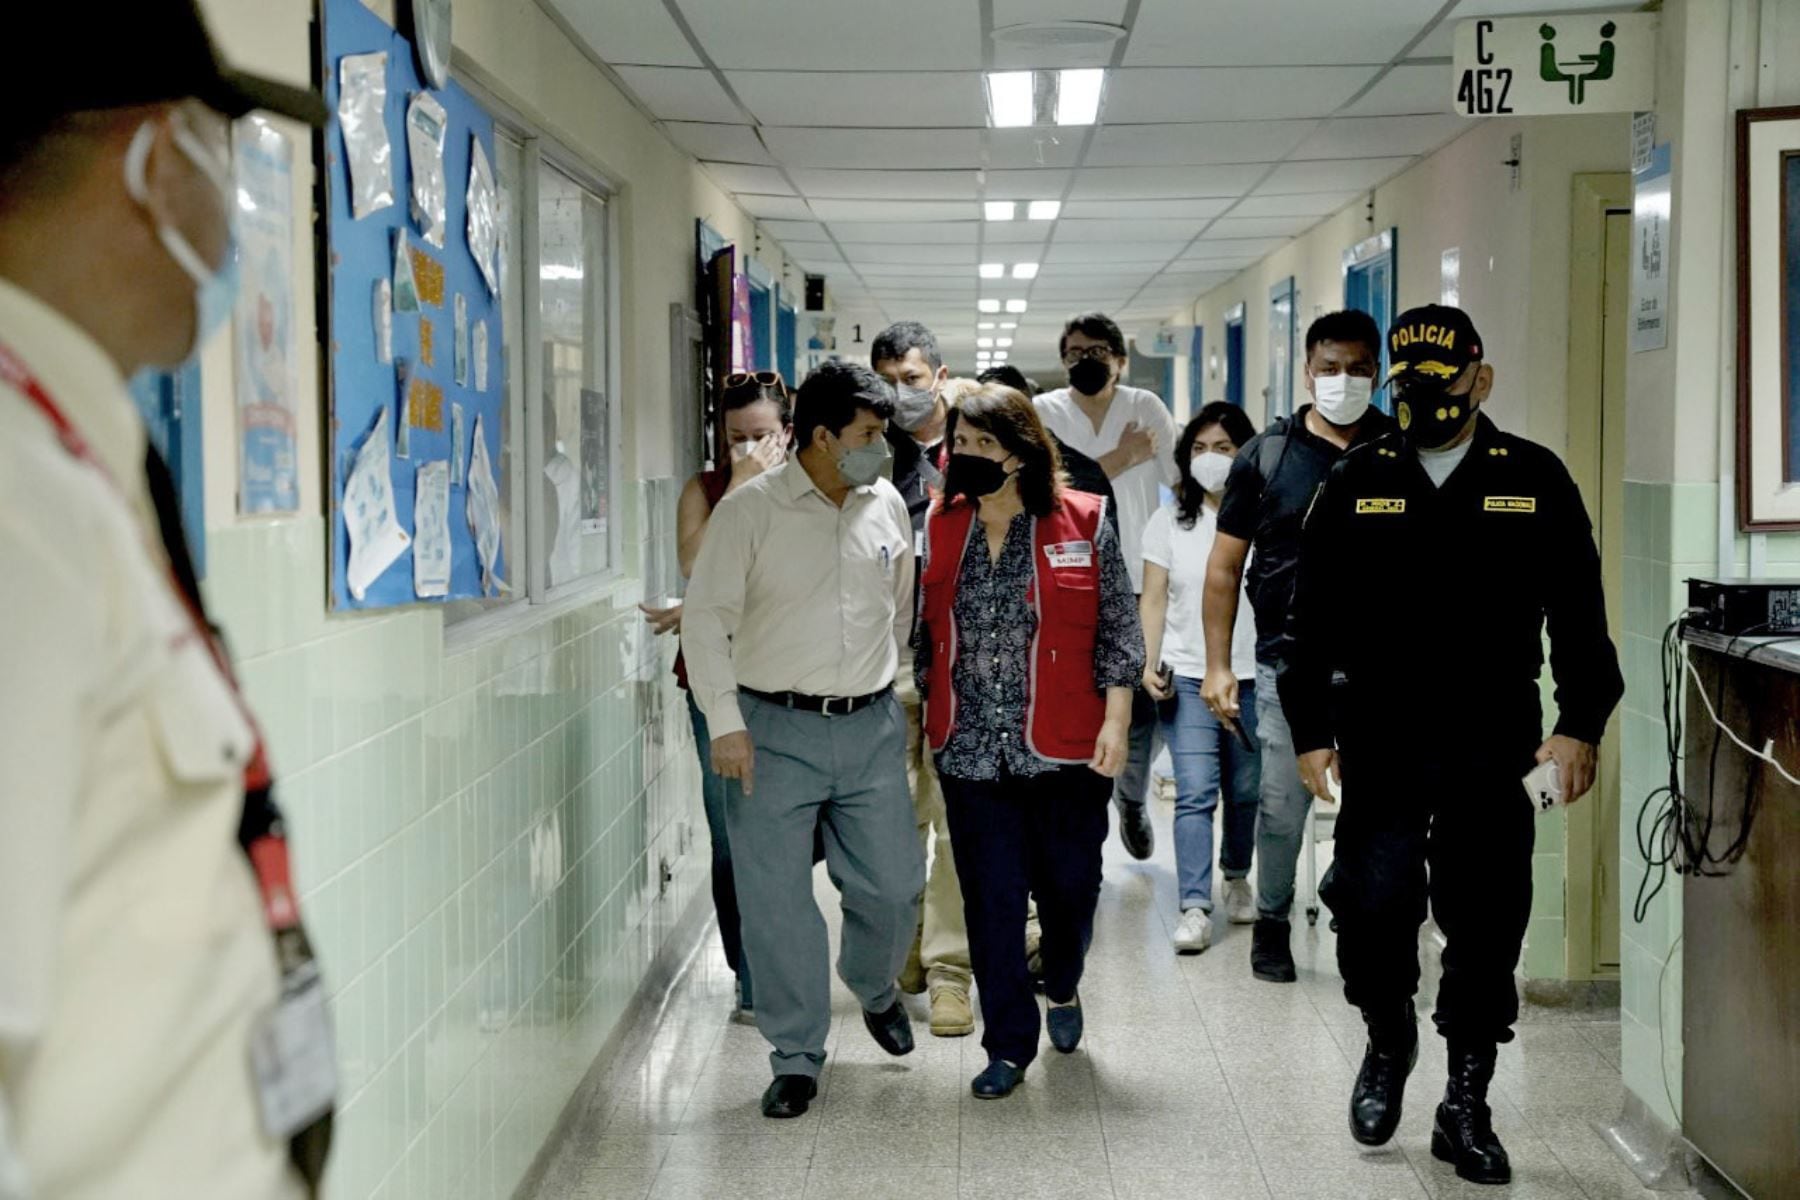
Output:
[250, 961, 338, 1140]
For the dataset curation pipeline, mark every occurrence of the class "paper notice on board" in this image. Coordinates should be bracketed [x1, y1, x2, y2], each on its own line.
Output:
[467, 135, 500, 296]
[393, 230, 420, 313]
[338, 52, 393, 219]
[467, 414, 505, 594]
[454, 294, 469, 386]
[413, 461, 452, 598]
[344, 408, 410, 600]
[473, 320, 489, 391]
[406, 93, 448, 248]
[395, 359, 413, 459]
[233, 117, 300, 515]
[374, 278, 393, 363]
[451, 403, 466, 486]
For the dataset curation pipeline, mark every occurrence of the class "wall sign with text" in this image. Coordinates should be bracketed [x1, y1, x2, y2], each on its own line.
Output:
[1452, 14, 1657, 117]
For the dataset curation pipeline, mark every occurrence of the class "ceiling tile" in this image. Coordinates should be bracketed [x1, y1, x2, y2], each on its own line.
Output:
[1123, 0, 1442, 66]
[727, 72, 984, 128]
[1045, 240, 1187, 263]
[1291, 115, 1468, 160]
[736, 193, 815, 220]
[985, 169, 1076, 200]
[612, 66, 744, 124]
[811, 199, 974, 222]
[846, 244, 977, 265]
[1068, 164, 1267, 199]
[661, 122, 773, 164]
[1256, 156, 1417, 194]
[1412, 0, 1642, 58]
[1340, 64, 1456, 117]
[677, 0, 984, 69]
[832, 222, 980, 244]
[1034, 262, 1165, 279]
[1230, 191, 1360, 218]
[702, 163, 795, 195]
[545, 0, 701, 67]
[981, 224, 1055, 245]
[1085, 120, 1315, 167]
[1062, 197, 1234, 220]
[986, 129, 1088, 170]
[1203, 214, 1320, 238]
[1182, 235, 1289, 257]
[790, 169, 979, 200]
[1054, 217, 1206, 241]
[761, 127, 987, 169]
[758, 219, 831, 243]
[1104, 67, 1375, 122]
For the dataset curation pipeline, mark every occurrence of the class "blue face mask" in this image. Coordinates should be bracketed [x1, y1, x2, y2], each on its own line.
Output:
[123, 115, 240, 360]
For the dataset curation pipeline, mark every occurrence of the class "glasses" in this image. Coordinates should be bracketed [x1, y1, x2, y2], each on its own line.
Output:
[723, 370, 788, 396]
[1061, 346, 1115, 366]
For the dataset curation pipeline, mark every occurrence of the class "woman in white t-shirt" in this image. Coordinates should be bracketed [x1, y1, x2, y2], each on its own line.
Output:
[1139, 402, 1262, 954]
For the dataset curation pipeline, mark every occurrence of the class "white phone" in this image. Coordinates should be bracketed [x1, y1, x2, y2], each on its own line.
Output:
[1522, 759, 1562, 812]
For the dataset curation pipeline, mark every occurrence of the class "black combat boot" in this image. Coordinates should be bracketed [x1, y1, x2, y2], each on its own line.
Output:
[1349, 1002, 1417, 1146]
[1431, 1042, 1510, 1184]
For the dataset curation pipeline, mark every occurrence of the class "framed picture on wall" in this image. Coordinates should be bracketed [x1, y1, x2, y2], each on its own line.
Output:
[1736, 105, 1800, 530]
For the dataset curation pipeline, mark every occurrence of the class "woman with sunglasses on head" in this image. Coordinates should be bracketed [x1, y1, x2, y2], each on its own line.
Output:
[640, 370, 791, 1020]
[1138, 403, 1263, 956]
[915, 383, 1144, 1099]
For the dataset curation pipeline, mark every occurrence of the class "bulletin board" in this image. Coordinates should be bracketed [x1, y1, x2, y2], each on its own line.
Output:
[321, 0, 507, 610]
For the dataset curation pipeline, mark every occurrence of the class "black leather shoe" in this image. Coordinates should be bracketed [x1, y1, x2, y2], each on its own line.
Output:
[1250, 917, 1297, 982]
[971, 1060, 1025, 1098]
[1047, 995, 1084, 1054]
[862, 999, 915, 1057]
[1349, 1005, 1418, 1146]
[1117, 802, 1154, 860]
[1431, 1043, 1511, 1184]
[760, 1074, 817, 1119]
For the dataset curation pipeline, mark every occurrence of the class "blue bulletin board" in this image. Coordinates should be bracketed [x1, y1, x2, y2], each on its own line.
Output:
[322, 0, 506, 610]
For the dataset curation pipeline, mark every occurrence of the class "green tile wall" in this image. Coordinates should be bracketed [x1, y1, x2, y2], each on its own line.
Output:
[201, 478, 703, 1200]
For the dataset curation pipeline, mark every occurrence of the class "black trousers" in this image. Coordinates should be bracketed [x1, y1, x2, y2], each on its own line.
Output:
[940, 762, 1112, 1068]
[1319, 741, 1537, 1047]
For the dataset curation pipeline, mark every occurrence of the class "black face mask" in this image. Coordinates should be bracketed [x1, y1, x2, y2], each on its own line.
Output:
[945, 453, 1014, 502]
[1068, 357, 1112, 396]
[1396, 386, 1477, 450]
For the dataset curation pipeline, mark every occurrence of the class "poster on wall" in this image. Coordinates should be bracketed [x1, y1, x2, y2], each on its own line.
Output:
[1736, 107, 1800, 530]
[233, 117, 300, 514]
[730, 274, 754, 372]
[1629, 142, 1671, 354]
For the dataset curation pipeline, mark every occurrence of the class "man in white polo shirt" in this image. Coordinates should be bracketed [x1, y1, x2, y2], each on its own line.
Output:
[1034, 312, 1179, 862]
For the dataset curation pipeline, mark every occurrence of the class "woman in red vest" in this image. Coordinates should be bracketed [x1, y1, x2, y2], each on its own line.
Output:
[641, 371, 790, 1021]
[916, 382, 1144, 1098]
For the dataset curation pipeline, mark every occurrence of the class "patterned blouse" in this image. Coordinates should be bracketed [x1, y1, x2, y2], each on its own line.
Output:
[922, 506, 1144, 780]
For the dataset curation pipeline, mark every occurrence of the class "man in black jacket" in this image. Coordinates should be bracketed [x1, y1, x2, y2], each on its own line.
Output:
[1277, 305, 1624, 1186]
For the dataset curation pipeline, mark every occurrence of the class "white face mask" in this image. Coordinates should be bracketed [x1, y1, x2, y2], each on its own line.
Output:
[1191, 451, 1233, 495]
[1311, 372, 1373, 426]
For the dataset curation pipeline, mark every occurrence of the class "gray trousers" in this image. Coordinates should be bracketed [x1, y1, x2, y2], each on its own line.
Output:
[1253, 661, 1313, 920]
[725, 690, 925, 1079]
[1111, 684, 1162, 813]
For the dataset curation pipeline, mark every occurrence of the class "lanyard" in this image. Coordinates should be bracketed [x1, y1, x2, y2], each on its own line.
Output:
[0, 340, 298, 932]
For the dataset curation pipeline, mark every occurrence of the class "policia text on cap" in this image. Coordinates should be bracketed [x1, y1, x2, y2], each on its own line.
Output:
[1274, 305, 1624, 1186]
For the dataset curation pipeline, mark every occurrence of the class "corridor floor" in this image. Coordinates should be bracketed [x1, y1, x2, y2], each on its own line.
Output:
[530, 800, 1691, 1200]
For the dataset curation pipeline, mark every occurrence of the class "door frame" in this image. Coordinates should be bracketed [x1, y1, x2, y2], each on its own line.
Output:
[1564, 171, 1632, 982]
[1224, 302, 1246, 409]
[1343, 228, 1399, 411]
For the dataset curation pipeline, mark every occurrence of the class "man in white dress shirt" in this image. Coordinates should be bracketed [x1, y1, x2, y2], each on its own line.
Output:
[684, 360, 926, 1119]
[0, 4, 328, 1196]
[1034, 313, 1179, 863]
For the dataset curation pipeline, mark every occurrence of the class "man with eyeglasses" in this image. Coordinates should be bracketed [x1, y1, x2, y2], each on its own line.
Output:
[1034, 313, 1179, 862]
[1200, 310, 1393, 986]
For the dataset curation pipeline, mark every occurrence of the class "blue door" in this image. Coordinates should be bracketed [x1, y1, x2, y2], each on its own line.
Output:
[776, 295, 798, 386]
[1189, 325, 1203, 412]
[1343, 229, 1398, 411]
[1224, 313, 1245, 408]
[128, 362, 206, 577]
[748, 280, 773, 372]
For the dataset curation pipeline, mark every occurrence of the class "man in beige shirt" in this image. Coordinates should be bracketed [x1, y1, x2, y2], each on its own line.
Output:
[0, 4, 327, 1196]
[684, 360, 926, 1120]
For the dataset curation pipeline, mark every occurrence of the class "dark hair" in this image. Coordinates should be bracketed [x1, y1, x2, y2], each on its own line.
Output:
[721, 372, 792, 425]
[976, 364, 1031, 394]
[946, 383, 1065, 518]
[870, 321, 942, 371]
[1174, 402, 1258, 529]
[1304, 310, 1382, 363]
[793, 358, 895, 448]
[1059, 312, 1127, 359]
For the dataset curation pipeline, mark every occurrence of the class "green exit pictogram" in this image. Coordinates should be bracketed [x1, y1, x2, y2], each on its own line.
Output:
[1539, 21, 1617, 105]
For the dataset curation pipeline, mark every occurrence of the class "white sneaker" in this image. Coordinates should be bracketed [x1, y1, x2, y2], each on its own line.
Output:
[1223, 879, 1257, 926]
[1173, 908, 1213, 954]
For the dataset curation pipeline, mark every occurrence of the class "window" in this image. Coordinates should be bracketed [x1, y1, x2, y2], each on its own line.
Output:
[446, 125, 619, 627]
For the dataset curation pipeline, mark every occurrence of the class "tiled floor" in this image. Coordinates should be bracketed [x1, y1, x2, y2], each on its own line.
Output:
[530, 800, 1691, 1200]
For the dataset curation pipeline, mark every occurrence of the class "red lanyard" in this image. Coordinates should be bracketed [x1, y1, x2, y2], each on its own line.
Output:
[0, 340, 299, 927]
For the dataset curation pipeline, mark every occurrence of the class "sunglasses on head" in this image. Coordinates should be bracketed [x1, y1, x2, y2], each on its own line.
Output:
[724, 371, 787, 395]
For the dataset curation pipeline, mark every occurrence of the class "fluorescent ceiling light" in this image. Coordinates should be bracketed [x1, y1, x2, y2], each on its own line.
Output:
[977, 337, 994, 348]
[984, 200, 1017, 222]
[1027, 200, 1061, 221]
[985, 71, 1034, 128]
[999, 321, 1018, 330]
[978, 298, 1001, 313]
[996, 337, 1014, 347]
[1011, 262, 1040, 280]
[979, 262, 1004, 279]
[1055, 69, 1104, 126]
[993, 351, 1010, 361]
[1005, 299, 1029, 314]
[978, 321, 996, 330]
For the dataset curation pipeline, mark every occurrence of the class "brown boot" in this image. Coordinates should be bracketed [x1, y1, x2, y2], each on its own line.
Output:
[929, 983, 975, 1037]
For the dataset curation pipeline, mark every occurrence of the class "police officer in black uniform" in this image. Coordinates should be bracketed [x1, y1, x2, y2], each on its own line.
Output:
[1277, 305, 1623, 1186]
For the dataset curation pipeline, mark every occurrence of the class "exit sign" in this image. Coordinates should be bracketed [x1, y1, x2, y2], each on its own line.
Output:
[1452, 13, 1657, 117]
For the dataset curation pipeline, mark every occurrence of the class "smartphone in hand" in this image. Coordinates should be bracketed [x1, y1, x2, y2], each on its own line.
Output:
[1522, 760, 1562, 812]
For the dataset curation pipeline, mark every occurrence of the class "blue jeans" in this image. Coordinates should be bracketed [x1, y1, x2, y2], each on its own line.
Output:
[687, 692, 751, 1007]
[1254, 661, 1314, 920]
[1162, 675, 1262, 911]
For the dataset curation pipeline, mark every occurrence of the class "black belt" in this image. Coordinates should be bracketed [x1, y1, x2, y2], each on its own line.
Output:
[741, 685, 891, 717]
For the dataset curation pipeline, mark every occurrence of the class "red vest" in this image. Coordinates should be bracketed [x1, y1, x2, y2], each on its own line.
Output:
[920, 490, 1108, 764]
